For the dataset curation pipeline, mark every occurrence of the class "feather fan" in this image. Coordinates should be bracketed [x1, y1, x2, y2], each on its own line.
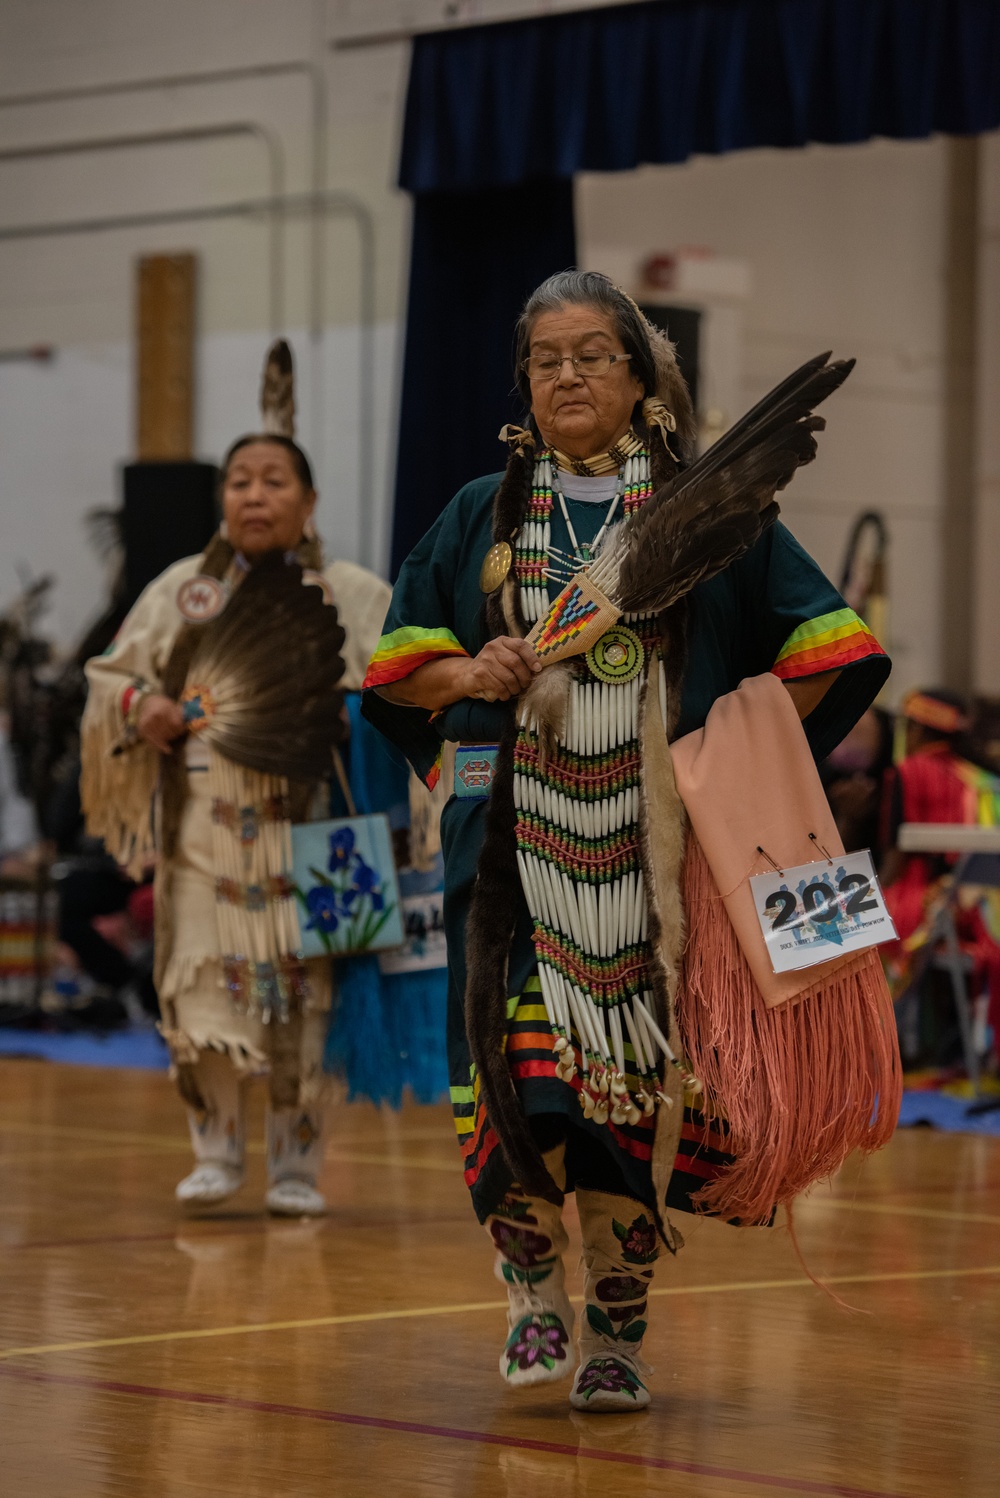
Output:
[527, 353, 854, 662]
[260, 339, 296, 437]
[179, 551, 346, 780]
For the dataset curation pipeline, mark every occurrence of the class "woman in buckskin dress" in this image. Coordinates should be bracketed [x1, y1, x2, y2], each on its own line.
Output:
[83, 344, 389, 1217]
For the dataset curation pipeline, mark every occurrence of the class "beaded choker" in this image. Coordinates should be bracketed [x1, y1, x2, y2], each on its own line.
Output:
[549, 427, 645, 477]
[515, 447, 652, 622]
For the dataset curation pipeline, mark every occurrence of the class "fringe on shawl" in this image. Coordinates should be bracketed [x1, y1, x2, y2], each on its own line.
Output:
[79, 696, 160, 881]
[675, 837, 902, 1226]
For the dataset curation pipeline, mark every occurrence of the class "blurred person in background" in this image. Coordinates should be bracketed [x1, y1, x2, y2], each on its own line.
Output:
[81, 342, 390, 1216]
[1, 555, 136, 1029]
[880, 689, 1000, 1071]
[0, 720, 48, 1021]
[820, 705, 894, 856]
[45, 753, 156, 1028]
[0, 720, 40, 878]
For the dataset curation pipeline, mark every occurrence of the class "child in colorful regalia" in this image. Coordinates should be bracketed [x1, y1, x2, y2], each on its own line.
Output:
[363, 272, 896, 1412]
[880, 688, 1000, 1065]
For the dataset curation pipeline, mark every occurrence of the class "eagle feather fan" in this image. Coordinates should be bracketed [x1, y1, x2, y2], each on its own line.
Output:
[526, 352, 855, 664]
[180, 551, 346, 781]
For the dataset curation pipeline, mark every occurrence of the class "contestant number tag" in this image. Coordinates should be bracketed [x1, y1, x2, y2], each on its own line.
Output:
[749, 850, 897, 975]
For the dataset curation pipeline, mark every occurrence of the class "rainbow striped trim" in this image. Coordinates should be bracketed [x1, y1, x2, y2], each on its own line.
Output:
[363, 625, 469, 688]
[425, 745, 443, 792]
[771, 608, 885, 680]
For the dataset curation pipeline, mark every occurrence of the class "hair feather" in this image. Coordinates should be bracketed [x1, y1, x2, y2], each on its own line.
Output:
[260, 339, 296, 438]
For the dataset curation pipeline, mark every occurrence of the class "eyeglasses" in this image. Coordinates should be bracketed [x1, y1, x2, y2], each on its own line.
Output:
[522, 351, 633, 382]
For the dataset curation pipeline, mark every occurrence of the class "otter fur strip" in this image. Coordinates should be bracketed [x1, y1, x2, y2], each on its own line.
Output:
[519, 661, 572, 769]
[463, 711, 564, 1206]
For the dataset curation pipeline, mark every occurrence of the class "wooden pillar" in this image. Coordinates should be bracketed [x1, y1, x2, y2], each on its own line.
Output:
[940, 138, 979, 695]
[136, 253, 196, 461]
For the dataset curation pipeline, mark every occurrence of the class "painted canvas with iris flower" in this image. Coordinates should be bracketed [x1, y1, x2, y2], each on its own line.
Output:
[291, 815, 404, 957]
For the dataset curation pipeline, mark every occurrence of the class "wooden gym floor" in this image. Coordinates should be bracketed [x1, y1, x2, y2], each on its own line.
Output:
[0, 1058, 998, 1498]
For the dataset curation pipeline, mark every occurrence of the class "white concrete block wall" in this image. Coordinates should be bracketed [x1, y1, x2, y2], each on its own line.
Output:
[0, 0, 416, 645]
[0, 0, 992, 707]
[578, 139, 950, 700]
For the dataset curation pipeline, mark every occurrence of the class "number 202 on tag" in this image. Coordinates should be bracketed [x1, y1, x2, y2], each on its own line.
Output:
[749, 850, 898, 976]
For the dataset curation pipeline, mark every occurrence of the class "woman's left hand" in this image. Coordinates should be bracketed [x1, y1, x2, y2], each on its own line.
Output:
[136, 693, 187, 754]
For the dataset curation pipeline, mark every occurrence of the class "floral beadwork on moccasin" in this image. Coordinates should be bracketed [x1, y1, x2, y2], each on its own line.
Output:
[504, 1313, 570, 1376]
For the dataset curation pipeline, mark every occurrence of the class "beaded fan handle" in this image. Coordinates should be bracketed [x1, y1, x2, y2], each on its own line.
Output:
[525, 570, 621, 665]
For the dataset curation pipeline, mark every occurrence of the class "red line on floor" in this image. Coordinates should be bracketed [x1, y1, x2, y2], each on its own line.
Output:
[0, 1365, 913, 1498]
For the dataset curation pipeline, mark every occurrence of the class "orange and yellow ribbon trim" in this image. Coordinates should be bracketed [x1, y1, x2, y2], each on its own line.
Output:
[363, 625, 469, 689]
[771, 607, 885, 680]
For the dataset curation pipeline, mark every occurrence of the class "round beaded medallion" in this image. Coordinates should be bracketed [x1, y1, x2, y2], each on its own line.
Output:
[585, 625, 644, 684]
[176, 575, 226, 623]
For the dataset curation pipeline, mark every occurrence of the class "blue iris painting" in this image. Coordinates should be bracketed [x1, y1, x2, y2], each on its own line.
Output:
[294, 821, 399, 955]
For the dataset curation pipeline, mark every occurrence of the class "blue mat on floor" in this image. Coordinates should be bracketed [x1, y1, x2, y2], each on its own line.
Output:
[0, 1025, 169, 1070]
[898, 1090, 1000, 1136]
[3, 1027, 997, 1135]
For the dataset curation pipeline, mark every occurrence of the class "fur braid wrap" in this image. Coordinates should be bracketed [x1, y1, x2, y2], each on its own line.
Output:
[464, 711, 564, 1205]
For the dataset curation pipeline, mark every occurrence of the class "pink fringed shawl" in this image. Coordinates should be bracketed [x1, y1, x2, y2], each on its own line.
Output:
[670, 674, 901, 1224]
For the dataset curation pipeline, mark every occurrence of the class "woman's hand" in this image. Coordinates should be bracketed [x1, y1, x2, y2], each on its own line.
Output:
[463, 637, 542, 703]
[379, 636, 541, 712]
[136, 694, 187, 754]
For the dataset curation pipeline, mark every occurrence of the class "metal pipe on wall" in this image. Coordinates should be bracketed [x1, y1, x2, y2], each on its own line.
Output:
[0, 64, 329, 384]
[0, 191, 377, 569]
[0, 60, 361, 559]
[0, 124, 286, 331]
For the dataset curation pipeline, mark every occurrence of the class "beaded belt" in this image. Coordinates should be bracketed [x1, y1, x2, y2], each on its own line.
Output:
[454, 743, 500, 800]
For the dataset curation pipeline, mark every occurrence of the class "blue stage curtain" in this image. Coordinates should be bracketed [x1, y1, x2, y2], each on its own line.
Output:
[390, 0, 1000, 567]
[390, 181, 576, 579]
[400, 0, 1000, 192]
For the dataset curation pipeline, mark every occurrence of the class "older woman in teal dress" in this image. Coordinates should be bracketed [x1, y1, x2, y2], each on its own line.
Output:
[363, 271, 889, 1412]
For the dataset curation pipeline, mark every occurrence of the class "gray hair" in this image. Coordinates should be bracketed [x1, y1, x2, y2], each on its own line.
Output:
[513, 269, 657, 410]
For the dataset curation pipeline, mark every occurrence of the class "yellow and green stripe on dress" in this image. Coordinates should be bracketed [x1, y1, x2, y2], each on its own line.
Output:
[363, 625, 469, 687]
[363, 626, 470, 789]
[771, 607, 885, 680]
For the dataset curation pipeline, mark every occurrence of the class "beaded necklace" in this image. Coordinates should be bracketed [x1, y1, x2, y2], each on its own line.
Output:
[515, 444, 653, 622]
[552, 474, 622, 580]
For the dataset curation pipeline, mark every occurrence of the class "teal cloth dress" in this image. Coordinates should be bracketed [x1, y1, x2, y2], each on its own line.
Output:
[363, 473, 890, 1221]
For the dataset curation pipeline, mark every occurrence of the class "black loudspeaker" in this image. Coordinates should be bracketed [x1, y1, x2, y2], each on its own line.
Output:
[121, 461, 219, 607]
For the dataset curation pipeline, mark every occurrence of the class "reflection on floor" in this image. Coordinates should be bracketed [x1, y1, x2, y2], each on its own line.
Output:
[0, 1058, 998, 1498]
